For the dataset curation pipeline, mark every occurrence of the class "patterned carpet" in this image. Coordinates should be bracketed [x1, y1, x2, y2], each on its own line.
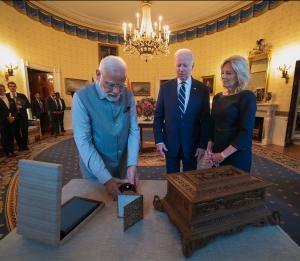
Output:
[253, 146, 300, 173]
[0, 134, 300, 246]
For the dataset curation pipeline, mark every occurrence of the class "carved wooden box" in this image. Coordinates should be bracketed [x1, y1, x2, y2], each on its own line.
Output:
[154, 165, 276, 257]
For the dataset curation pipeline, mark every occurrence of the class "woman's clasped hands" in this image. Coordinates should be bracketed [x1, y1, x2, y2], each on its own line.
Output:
[205, 142, 226, 168]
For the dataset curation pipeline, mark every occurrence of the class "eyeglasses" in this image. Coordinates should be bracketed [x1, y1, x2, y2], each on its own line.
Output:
[103, 81, 127, 91]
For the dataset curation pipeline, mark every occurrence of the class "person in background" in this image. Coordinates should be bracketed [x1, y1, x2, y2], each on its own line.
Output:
[31, 91, 46, 134]
[72, 55, 140, 199]
[207, 55, 256, 172]
[46, 91, 60, 137]
[153, 48, 210, 173]
[55, 92, 66, 132]
[6, 81, 31, 151]
[0, 84, 17, 157]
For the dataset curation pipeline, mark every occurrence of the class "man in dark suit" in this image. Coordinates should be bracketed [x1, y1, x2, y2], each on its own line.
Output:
[46, 91, 60, 136]
[55, 92, 66, 132]
[31, 91, 46, 134]
[7, 81, 31, 151]
[153, 49, 210, 173]
[0, 84, 18, 157]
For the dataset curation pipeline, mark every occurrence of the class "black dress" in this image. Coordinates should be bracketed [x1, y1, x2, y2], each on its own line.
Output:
[210, 90, 257, 172]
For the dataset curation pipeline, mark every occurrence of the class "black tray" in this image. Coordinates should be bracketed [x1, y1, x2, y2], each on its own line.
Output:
[60, 196, 104, 239]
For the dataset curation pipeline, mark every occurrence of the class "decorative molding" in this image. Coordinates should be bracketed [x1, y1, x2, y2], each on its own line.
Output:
[169, 0, 284, 44]
[6, 0, 123, 45]
[6, 0, 284, 45]
[275, 111, 289, 117]
[257, 108, 289, 117]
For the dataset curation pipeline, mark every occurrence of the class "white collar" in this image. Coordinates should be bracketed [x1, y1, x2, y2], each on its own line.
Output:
[177, 76, 192, 86]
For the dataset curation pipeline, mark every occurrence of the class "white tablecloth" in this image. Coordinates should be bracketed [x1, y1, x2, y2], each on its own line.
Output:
[0, 179, 299, 261]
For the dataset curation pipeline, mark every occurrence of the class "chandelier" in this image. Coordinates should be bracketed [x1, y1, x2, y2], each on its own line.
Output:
[122, 1, 170, 62]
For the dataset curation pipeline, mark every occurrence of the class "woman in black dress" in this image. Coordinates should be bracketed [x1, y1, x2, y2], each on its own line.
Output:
[207, 55, 256, 172]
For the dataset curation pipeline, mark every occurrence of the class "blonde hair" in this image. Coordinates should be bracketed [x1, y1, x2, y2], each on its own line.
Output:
[221, 55, 250, 92]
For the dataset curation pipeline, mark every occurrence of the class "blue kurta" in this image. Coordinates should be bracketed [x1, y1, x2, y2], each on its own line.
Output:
[72, 83, 140, 184]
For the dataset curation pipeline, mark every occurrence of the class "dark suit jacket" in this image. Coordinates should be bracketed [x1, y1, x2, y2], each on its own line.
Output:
[57, 98, 66, 111]
[6, 92, 31, 120]
[46, 96, 59, 113]
[0, 96, 16, 127]
[153, 77, 210, 158]
[31, 98, 45, 119]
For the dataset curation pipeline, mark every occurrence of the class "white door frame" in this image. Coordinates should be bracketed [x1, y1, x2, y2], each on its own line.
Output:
[21, 60, 61, 102]
[155, 75, 175, 98]
[292, 93, 300, 139]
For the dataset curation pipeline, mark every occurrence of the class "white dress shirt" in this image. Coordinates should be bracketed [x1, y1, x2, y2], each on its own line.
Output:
[9, 92, 17, 101]
[0, 95, 9, 108]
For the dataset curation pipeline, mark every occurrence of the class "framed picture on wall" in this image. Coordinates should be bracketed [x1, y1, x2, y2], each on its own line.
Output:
[99, 44, 118, 62]
[131, 82, 150, 96]
[201, 75, 215, 95]
[65, 78, 88, 96]
[160, 79, 172, 86]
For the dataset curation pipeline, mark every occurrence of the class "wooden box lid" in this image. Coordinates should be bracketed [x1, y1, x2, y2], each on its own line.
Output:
[165, 165, 271, 203]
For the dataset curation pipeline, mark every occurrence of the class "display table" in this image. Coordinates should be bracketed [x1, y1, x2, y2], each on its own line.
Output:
[0, 179, 300, 261]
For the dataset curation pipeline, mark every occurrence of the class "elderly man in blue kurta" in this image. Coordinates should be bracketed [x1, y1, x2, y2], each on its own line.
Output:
[72, 56, 140, 198]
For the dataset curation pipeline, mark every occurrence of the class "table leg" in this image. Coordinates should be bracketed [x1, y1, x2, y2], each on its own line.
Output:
[140, 125, 144, 151]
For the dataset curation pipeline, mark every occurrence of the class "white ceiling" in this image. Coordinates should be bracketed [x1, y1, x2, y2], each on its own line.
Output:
[32, 1, 252, 33]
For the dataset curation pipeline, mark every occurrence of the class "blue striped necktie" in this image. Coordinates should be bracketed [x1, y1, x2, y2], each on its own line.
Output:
[178, 81, 186, 117]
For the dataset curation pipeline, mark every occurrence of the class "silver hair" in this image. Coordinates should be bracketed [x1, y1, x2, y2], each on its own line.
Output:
[99, 55, 127, 77]
[221, 55, 250, 92]
[174, 48, 194, 63]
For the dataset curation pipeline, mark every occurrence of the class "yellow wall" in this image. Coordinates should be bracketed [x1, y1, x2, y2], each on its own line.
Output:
[1, 1, 300, 111]
[0, 1, 98, 106]
[121, 1, 300, 112]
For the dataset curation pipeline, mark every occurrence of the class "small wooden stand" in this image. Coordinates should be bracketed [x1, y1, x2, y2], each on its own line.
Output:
[154, 165, 279, 257]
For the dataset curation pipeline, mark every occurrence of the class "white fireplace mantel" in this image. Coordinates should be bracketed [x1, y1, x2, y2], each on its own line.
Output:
[255, 103, 278, 145]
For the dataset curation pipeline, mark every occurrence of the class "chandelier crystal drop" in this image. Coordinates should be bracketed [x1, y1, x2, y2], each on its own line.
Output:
[122, 1, 170, 62]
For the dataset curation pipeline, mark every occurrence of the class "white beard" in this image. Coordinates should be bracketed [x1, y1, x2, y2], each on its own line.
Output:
[97, 80, 123, 102]
[106, 93, 121, 102]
